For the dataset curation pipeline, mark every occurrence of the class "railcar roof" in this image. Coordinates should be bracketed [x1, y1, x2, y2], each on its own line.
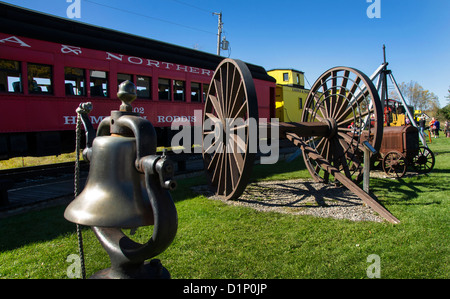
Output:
[0, 2, 274, 82]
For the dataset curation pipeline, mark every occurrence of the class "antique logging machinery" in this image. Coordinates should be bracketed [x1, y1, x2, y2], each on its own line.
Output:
[377, 125, 435, 178]
[202, 58, 400, 224]
[367, 45, 435, 178]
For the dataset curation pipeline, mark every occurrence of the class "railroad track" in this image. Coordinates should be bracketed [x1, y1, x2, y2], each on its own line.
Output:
[0, 144, 298, 215]
[0, 161, 89, 183]
[0, 153, 205, 215]
[0, 151, 203, 182]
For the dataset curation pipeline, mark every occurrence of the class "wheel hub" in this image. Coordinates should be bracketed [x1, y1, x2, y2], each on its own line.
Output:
[417, 155, 427, 165]
[325, 118, 338, 139]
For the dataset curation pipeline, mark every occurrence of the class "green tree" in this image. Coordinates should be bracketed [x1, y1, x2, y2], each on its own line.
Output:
[390, 81, 440, 111]
[436, 104, 450, 121]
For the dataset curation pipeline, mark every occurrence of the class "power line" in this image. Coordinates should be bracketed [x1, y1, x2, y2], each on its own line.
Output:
[167, 0, 213, 14]
[83, 0, 215, 35]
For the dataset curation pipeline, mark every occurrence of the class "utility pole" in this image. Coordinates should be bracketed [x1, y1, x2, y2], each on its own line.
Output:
[213, 12, 223, 56]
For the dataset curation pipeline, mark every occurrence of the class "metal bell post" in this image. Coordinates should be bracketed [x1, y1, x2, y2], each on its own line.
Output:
[65, 80, 178, 279]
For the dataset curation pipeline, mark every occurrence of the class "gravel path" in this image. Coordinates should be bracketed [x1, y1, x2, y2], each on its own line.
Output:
[193, 178, 385, 223]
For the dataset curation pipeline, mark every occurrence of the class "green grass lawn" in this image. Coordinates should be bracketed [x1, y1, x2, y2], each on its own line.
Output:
[0, 138, 449, 279]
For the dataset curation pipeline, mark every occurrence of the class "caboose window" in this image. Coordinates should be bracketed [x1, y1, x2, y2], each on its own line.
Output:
[137, 76, 151, 99]
[90, 70, 108, 97]
[191, 82, 201, 102]
[283, 72, 289, 82]
[28, 63, 53, 94]
[117, 73, 132, 87]
[0, 59, 22, 93]
[173, 80, 185, 101]
[158, 78, 171, 100]
[65, 67, 85, 96]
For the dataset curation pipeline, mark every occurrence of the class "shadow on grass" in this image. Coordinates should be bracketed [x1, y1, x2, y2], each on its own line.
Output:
[429, 168, 450, 175]
[0, 205, 77, 252]
[250, 156, 308, 182]
[171, 156, 309, 204]
[370, 175, 447, 206]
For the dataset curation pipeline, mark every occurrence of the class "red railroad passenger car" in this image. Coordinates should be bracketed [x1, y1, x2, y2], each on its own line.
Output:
[0, 3, 275, 159]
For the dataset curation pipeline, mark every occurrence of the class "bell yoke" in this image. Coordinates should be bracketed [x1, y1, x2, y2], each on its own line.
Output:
[64, 80, 178, 279]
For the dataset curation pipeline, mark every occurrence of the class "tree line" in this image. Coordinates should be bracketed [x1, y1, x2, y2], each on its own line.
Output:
[390, 81, 450, 121]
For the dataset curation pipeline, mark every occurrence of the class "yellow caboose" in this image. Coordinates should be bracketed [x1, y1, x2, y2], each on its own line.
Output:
[267, 69, 310, 122]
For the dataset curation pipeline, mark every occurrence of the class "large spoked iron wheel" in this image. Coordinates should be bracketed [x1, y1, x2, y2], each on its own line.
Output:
[301, 67, 383, 184]
[202, 59, 258, 200]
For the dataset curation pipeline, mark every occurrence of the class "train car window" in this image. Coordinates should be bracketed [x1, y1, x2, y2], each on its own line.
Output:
[65, 67, 85, 96]
[0, 59, 22, 93]
[90, 70, 108, 97]
[174, 80, 185, 101]
[137, 75, 151, 99]
[28, 63, 53, 94]
[158, 78, 171, 100]
[191, 82, 201, 102]
[203, 83, 210, 102]
[117, 73, 132, 87]
[283, 72, 289, 82]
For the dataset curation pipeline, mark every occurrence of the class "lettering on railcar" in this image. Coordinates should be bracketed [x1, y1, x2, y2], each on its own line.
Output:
[0, 34, 213, 77]
[105, 52, 212, 76]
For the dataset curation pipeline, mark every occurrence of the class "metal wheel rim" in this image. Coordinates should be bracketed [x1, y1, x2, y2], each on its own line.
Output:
[202, 59, 258, 200]
[382, 151, 407, 178]
[413, 146, 435, 174]
[301, 67, 383, 183]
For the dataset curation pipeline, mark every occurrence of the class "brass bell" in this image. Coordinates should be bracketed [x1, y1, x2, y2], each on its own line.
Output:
[64, 80, 177, 279]
[65, 80, 155, 228]
[64, 135, 154, 228]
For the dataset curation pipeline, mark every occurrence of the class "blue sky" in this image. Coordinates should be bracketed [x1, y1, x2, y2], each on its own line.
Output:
[3, 0, 450, 107]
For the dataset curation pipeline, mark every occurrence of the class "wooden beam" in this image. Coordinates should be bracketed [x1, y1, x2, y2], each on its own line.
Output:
[285, 132, 400, 224]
